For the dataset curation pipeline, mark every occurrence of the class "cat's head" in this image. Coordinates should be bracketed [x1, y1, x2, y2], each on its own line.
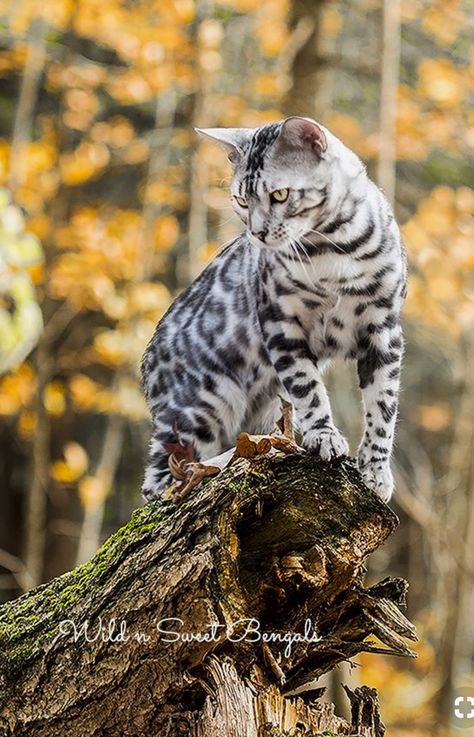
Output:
[197, 117, 366, 250]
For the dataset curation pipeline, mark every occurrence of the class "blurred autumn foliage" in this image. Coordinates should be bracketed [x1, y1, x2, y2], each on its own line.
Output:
[0, 0, 473, 733]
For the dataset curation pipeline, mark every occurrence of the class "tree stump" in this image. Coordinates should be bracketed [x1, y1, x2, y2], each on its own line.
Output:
[0, 454, 417, 736]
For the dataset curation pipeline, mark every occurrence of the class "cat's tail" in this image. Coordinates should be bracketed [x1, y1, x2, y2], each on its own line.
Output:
[141, 432, 173, 501]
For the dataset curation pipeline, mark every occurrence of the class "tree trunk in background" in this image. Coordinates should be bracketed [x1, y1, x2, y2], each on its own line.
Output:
[175, 14, 211, 289]
[22, 342, 52, 588]
[436, 339, 474, 727]
[187, 92, 209, 283]
[8, 18, 49, 589]
[7, 17, 47, 196]
[283, 0, 328, 118]
[377, 0, 401, 206]
[139, 91, 177, 282]
[0, 455, 416, 736]
[75, 414, 125, 566]
[185, 18, 214, 285]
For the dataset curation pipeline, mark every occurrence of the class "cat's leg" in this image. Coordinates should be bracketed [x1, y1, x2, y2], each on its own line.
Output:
[356, 327, 403, 501]
[265, 337, 348, 460]
[245, 393, 282, 436]
[141, 410, 226, 501]
[142, 430, 173, 501]
[294, 365, 349, 459]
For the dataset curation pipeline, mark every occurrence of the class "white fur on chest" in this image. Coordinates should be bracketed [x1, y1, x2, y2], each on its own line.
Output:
[289, 251, 378, 287]
[277, 281, 359, 359]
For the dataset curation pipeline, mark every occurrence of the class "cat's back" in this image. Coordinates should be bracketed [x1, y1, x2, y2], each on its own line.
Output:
[141, 234, 258, 393]
[158, 233, 256, 330]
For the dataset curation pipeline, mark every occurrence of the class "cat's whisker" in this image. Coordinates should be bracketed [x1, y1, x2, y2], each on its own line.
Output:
[293, 238, 318, 281]
[287, 241, 299, 271]
[217, 212, 240, 229]
[215, 234, 243, 255]
[294, 238, 317, 274]
[290, 243, 306, 279]
[289, 239, 317, 289]
[306, 228, 347, 255]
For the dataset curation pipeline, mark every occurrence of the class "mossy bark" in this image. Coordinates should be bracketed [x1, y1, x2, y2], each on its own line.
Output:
[0, 454, 416, 736]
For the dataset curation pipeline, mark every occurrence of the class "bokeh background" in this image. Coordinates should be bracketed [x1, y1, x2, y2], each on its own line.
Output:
[0, 0, 473, 733]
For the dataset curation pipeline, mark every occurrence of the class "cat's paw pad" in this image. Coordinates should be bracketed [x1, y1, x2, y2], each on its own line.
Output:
[303, 427, 349, 461]
[359, 462, 394, 502]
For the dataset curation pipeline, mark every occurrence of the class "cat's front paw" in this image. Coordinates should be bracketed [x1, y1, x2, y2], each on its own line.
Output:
[358, 461, 394, 502]
[303, 426, 349, 461]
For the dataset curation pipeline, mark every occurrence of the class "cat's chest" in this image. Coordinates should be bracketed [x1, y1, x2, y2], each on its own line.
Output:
[272, 255, 366, 313]
[269, 258, 366, 354]
[278, 288, 357, 343]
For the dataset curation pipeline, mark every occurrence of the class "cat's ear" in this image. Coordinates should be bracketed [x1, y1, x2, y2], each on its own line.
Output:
[195, 127, 250, 163]
[277, 117, 327, 157]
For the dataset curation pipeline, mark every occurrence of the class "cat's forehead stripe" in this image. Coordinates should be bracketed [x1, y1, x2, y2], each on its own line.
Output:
[244, 122, 282, 194]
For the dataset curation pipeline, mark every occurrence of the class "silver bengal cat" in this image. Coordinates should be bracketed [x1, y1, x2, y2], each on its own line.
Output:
[141, 117, 407, 502]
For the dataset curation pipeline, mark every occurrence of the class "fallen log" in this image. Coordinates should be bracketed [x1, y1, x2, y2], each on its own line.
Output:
[0, 454, 416, 736]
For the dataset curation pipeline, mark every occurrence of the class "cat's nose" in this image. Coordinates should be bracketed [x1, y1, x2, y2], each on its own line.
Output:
[250, 228, 268, 243]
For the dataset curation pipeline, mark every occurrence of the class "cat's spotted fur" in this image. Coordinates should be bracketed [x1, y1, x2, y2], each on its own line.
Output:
[141, 117, 407, 502]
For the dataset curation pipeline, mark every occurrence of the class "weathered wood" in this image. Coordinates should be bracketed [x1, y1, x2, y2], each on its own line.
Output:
[0, 454, 416, 736]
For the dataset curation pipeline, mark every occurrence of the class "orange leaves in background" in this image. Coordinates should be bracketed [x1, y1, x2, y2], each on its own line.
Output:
[46, 61, 108, 92]
[404, 186, 474, 337]
[400, 0, 467, 46]
[49, 252, 115, 309]
[90, 117, 135, 148]
[418, 59, 466, 109]
[78, 475, 109, 508]
[128, 282, 171, 315]
[396, 77, 470, 160]
[0, 363, 35, 416]
[416, 403, 452, 432]
[358, 646, 434, 728]
[45, 201, 172, 377]
[72, 0, 195, 99]
[63, 88, 99, 131]
[325, 114, 375, 159]
[253, 73, 285, 99]
[196, 241, 219, 269]
[50, 207, 171, 314]
[256, 22, 287, 57]
[44, 381, 66, 417]
[0, 133, 58, 209]
[50, 442, 88, 484]
[107, 71, 154, 104]
[69, 374, 147, 420]
[60, 142, 110, 185]
[321, 7, 342, 37]
[198, 19, 224, 74]
[3, 0, 73, 35]
[0, 141, 10, 183]
[93, 321, 159, 370]
[69, 374, 103, 412]
[422, 0, 468, 46]
[253, 0, 288, 57]
[93, 330, 136, 367]
[154, 214, 180, 252]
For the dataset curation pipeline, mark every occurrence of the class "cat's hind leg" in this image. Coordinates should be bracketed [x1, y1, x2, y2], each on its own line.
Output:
[141, 411, 226, 501]
[141, 431, 174, 501]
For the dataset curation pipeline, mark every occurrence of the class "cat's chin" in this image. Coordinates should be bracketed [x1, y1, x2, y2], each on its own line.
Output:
[247, 234, 294, 252]
[246, 232, 287, 250]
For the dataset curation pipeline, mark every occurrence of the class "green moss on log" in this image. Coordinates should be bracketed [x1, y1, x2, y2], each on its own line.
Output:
[0, 502, 169, 677]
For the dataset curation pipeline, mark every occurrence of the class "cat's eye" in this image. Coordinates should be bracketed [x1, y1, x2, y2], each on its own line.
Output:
[234, 195, 248, 208]
[270, 188, 289, 203]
